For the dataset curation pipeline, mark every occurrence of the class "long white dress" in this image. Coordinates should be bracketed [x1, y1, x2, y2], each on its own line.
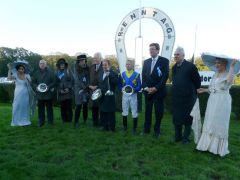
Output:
[196, 72, 232, 156]
[11, 73, 31, 126]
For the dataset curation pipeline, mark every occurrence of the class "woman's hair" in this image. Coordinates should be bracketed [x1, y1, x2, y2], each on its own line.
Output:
[215, 58, 228, 66]
[75, 61, 88, 74]
[16, 64, 25, 71]
[102, 59, 111, 66]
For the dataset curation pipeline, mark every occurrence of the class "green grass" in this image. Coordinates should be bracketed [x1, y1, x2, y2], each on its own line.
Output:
[0, 103, 240, 179]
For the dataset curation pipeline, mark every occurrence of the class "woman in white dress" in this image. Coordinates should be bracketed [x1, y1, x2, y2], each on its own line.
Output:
[8, 63, 33, 126]
[196, 58, 238, 156]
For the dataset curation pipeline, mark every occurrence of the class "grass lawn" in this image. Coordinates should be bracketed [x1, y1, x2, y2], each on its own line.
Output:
[0, 103, 240, 179]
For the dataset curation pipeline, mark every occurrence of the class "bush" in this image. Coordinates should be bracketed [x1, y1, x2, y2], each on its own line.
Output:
[0, 84, 14, 103]
[1, 84, 239, 120]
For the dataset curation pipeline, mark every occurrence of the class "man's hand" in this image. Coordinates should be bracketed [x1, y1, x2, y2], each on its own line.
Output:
[197, 88, 207, 94]
[148, 87, 158, 94]
[89, 85, 97, 91]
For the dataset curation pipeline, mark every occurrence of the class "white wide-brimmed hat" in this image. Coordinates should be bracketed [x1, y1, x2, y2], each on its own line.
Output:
[11, 59, 30, 74]
[201, 52, 240, 74]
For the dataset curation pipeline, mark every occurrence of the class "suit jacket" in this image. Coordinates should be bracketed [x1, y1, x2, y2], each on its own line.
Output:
[98, 69, 118, 112]
[142, 56, 169, 98]
[89, 63, 103, 86]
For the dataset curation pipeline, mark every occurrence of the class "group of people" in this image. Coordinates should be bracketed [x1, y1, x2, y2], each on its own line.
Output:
[7, 43, 239, 157]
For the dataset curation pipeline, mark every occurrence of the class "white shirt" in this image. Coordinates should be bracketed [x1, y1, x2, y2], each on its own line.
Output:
[96, 64, 100, 71]
[103, 72, 109, 80]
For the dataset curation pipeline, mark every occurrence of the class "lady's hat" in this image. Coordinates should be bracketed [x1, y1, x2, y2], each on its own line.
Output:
[56, 58, 68, 68]
[11, 59, 30, 74]
[201, 52, 240, 74]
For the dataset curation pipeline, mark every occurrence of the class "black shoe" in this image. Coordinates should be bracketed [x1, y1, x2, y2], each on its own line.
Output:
[182, 139, 190, 144]
[140, 132, 147, 136]
[154, 132, 160, 139]
[74, 122, 79, 128]
[39, 122, 44, 127]
[174, 137, 182, 143]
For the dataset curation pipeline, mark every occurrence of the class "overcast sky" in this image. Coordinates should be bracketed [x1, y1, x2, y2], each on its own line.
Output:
[0, 0, 239, 59]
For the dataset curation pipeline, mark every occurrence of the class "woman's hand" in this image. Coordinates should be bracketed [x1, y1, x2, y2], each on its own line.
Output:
[197, 88, 207, 94]
[231, 59, 237, 67]
[7, 63, 11, 69]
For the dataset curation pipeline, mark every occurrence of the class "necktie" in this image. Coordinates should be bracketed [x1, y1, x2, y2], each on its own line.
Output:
[151, 58, 156, 73]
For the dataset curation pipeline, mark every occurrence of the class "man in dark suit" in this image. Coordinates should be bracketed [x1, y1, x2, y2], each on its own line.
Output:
[89, 52, 103, 127]
[172, 47, 201, 144]
[142, 43, 169, 138]
[32, 59, 55, 127]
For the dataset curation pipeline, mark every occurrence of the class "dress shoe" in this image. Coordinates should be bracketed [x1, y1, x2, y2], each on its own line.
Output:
[182, 139, 190, 144]
[154, 132, 160, 139]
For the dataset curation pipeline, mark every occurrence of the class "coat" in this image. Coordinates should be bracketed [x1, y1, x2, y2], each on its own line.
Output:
[142, 56, 169, 99]
[89, 63, 103, 107]
[98, 69, 118, 112]
[73, 65, 90, 105]
[32, 67, 55, 100]
[172, 60, 201, 125]
[56, 69, 74, 101]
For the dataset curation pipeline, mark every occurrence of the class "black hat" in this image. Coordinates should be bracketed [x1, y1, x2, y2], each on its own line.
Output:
[56, 58, 68, 68]
[77, 54, 87, 61]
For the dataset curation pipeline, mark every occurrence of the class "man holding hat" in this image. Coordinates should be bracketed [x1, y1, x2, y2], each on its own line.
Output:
[89, 52, 103, 127]
[32, 59, 55, 126]
[73, 54, 90, 127]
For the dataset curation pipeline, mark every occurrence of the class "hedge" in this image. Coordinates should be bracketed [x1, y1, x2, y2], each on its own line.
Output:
[1, 84, 239, 120]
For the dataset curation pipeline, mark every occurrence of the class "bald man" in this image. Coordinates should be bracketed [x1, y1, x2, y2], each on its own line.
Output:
[32, 59, 55, 126]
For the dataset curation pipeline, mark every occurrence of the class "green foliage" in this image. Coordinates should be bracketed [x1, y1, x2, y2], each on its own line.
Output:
[194, 56, 210, 71]
[42, 54, 75, 71]
[0, 47, 42, 76]
[0, 104, 240, 179]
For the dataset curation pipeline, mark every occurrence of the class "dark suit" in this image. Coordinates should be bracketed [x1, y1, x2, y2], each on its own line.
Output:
[142, 56, 169, 135]
[32, 67, 55, 126]
[98, 69, 118, 131]
[89, 63, 103, 126]
[172, 60, 201, 142]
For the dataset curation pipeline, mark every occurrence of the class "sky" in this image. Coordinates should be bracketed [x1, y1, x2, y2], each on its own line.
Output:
[0, 0, 240, 60]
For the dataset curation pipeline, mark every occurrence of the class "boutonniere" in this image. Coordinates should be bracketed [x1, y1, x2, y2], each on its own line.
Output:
[157, 67, 162, 77]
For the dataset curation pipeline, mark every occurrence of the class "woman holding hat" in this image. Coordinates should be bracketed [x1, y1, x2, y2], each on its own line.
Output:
[73, 54, 90, 127]
[197, 57, 239, 157]
[7, 61, 34, 126]
[56, 58, 74, 123]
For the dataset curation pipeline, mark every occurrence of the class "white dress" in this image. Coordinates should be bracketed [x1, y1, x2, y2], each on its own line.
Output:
[11, 73, 31, 126]
[196, 72, 232, 156]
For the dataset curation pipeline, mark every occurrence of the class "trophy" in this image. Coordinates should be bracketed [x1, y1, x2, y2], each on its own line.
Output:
[91, 88, 102, 101]
[105, 72, 114, 96]
[122, 85, 134, 95]
[37, 83, 48, 93]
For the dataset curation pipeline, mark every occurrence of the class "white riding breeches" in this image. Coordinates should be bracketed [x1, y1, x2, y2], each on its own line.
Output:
[122, 93, 138, 118]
